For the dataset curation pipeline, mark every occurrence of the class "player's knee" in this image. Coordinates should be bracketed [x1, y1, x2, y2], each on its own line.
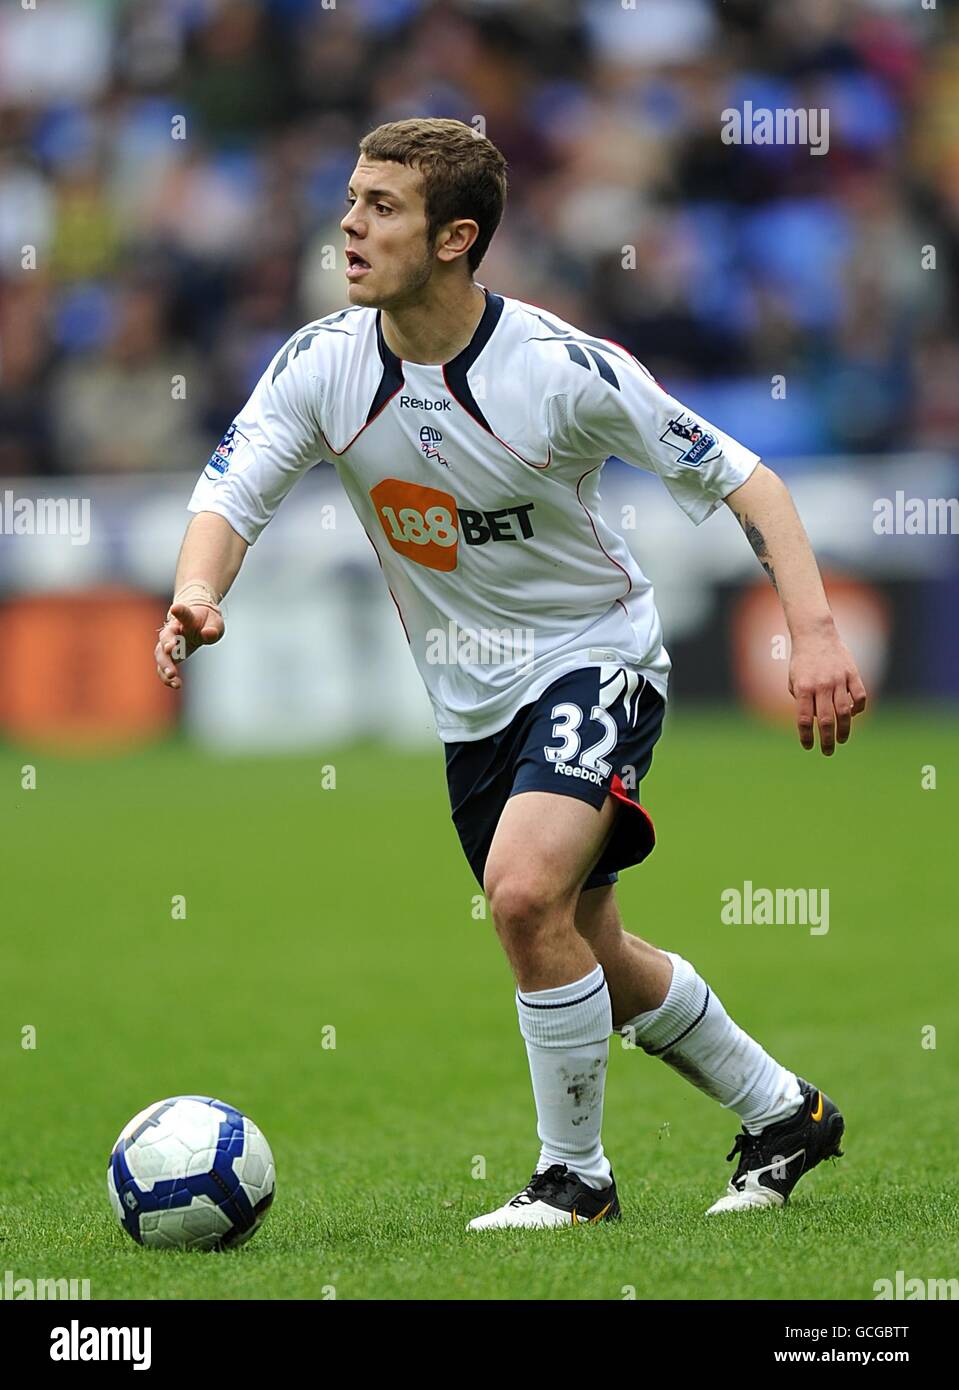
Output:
[484, 868, 569, 939]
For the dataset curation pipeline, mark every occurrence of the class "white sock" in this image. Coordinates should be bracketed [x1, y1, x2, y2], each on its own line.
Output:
[621, 953, 802, 1134]
[516, 964, 613, 1189]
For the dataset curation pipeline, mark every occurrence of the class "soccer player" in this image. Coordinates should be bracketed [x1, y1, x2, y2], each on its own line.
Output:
[155, 119, 866, 1228]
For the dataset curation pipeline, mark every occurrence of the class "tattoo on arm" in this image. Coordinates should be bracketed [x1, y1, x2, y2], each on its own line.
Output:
[733, 508, 778, 591]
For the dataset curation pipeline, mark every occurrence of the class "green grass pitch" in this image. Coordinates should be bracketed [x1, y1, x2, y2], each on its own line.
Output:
[3, 704, 957, 1300]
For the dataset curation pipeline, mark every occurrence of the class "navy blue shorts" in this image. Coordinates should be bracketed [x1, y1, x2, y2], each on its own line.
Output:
[444, 666, 665, 893]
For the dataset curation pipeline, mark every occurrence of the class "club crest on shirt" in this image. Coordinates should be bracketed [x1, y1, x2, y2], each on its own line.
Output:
[661, 414, 717, 467]
[419, 425, 450, 469]
[206, 423, 249, 476]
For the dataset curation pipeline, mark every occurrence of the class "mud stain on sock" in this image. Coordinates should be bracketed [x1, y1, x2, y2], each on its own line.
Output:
[562, 1060, 606, 1125]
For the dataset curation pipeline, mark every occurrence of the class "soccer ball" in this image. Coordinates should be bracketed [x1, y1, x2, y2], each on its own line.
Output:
[107, 1096, 275, 1251]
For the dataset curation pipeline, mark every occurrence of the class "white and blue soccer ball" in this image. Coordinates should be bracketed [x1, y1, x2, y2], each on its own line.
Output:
[107, 1096, 275, 1251]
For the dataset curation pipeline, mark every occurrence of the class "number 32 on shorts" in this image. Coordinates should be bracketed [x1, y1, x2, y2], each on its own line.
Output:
[543, 702, 618, 778]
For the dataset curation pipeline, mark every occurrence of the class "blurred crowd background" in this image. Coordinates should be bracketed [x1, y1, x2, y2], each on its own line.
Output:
[1, 0, 957, 477]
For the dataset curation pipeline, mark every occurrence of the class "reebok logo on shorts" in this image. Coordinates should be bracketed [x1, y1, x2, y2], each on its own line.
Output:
[553, 761, 604, 786]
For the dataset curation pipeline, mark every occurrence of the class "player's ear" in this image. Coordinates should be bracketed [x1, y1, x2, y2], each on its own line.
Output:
[435, 218, 479, 264]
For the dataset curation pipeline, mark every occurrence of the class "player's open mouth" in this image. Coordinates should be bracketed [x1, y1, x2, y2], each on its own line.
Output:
[346, 250, 371, 279]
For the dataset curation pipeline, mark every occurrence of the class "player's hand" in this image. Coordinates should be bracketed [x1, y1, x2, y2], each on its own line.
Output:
[788, 623, 866, 755]
[154, 601, 224, 690]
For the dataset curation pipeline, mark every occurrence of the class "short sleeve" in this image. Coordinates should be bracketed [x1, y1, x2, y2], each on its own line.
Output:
[559, 346, 761, 524]
[187, 330, 326, 544]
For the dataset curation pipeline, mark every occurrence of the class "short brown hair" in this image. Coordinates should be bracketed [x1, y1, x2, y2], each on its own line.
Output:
[358, 118, 508, 273]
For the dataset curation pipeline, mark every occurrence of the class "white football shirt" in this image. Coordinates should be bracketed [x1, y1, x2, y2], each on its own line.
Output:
[188, 290, 760, 740]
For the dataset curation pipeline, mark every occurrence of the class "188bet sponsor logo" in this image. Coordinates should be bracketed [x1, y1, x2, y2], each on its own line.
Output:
[370, 478, 535, 571]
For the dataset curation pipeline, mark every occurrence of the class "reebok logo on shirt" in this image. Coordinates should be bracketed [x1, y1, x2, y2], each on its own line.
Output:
[370, 478, 536, 571]
[399, 396, 451, 411]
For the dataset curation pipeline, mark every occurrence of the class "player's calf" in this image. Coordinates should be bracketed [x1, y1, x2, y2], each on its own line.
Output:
[574, 885, 673, 1024]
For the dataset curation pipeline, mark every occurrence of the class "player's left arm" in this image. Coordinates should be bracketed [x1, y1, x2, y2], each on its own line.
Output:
[723, 461, 867, 755]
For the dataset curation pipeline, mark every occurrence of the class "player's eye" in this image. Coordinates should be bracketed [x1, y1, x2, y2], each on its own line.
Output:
[344, 195, 356, 207]
[375, 204, 392, 215]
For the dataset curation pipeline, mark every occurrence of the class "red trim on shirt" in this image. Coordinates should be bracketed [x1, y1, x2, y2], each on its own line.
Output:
[321, 379, 406, 457]
[575, 466, 633, 606]
[360, 523, 411, 642]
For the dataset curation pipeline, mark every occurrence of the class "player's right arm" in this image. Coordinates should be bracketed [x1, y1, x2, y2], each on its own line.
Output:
[154, 319, 332, 689]
[154, 512, 248, 689]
